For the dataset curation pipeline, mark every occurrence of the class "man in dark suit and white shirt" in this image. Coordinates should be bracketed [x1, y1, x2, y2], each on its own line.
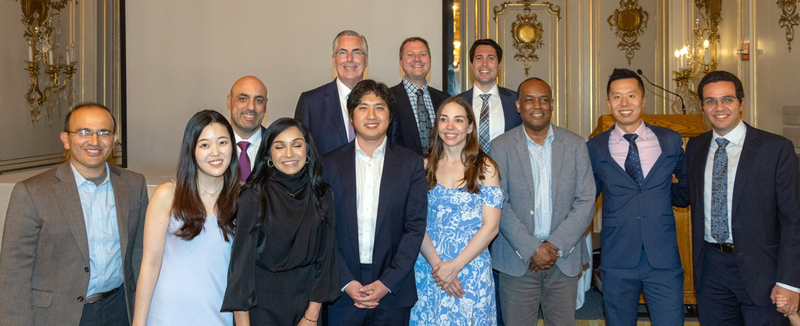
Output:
[227, 75, 268, 182]
[0, 103, 149, 326]
[322, 80, 427, 325]
[457, 38, 522, 153]
[389, 37, 450, 156]
[684, 70, 800, 325]
[295, 30, 369, 155]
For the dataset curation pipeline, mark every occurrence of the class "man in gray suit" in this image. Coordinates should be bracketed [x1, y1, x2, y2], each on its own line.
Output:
[490, 78, 595, 325]
[0, 103, 148, 326]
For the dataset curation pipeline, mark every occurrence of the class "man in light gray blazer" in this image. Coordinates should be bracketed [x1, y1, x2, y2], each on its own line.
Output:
[490, 78, 595, 325]
[0, 103, 148, 326]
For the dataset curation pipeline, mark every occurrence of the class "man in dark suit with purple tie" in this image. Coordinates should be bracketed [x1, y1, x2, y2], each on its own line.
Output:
[295, 30, 369, 155]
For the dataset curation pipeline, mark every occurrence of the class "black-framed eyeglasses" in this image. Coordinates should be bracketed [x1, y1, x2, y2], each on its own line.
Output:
[65, 129, 115, 138]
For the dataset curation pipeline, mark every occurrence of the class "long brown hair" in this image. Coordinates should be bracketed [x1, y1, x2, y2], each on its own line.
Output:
[173, 110, 240, 241]
[425, 96, 498, 194]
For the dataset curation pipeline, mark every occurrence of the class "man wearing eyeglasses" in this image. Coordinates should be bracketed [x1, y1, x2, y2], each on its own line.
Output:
[0, 103, 148, 326]
[295, 30, 369, 155]
[683, 71, 800, 326]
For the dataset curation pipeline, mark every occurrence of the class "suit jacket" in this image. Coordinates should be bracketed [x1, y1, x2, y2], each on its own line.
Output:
[0, 162, 148, 326]
[457, 86, 522, 141]
[490, 125, 596, 277]
[587, 123, 688, 270]
[685, 123, 800, 306]
[389, 82, 450, 156]
[295, 80, 349, 155]
[322, 141, 427, 309]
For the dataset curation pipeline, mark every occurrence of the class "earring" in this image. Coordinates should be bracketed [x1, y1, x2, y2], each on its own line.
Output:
[267, 159, 274, 167]
[306, 157, 310, 164]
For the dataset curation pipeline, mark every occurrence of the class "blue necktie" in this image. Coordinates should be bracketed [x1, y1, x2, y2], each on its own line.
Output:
[623, 133, 644, 187]
[416, 89, 431, 153]
[711, 137, 730, 243]
[479, 93, 491, 152]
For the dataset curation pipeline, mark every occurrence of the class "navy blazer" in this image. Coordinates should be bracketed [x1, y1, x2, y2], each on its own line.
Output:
[295, 80, 349, 155]
[389, 82, 450, 156]
[587, 123, 688, 270]
[322, 141, 427, 309]
[685, 123, 800, 306]
[457, 86, 522, 139]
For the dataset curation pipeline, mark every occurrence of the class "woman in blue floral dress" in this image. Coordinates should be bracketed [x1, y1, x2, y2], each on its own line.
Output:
[410, 96, 503, 326]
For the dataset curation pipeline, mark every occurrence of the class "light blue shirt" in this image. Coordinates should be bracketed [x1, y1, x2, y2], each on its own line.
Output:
[525, 125, 555, 241]
[71, 163, 123, 296]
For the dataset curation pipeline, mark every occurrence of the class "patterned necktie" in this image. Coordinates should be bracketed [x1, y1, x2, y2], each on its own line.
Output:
[479, 93, 491, 152]
[711, 137, 731, 243]
[416, 89, 431, 152]
[237, 141, 251, 183]
[623, 134, 644, 187]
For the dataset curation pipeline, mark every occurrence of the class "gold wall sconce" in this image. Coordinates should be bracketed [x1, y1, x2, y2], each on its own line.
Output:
[671, 0, 722, 114]
[608, 0, 650, 66]
[777, 0, 799, 52]
[17, 0, 78, 126]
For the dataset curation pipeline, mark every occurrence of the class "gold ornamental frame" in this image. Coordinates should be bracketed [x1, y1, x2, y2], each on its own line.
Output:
[777, 0, 800, 51]
[493, 0, 560, 77]
[607, 0, 650, 65]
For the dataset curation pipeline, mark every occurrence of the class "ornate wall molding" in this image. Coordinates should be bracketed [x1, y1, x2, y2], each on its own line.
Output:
[493, 0, 560, 76]
[777, 0, 799, 51]
[607, 0, 649, 65]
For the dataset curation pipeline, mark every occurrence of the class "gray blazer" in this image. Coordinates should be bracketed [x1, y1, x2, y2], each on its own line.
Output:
[0, 162, 148, 326]
[489, 125, 595, 277]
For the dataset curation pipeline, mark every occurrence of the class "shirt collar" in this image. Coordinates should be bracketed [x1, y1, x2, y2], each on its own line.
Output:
[523, 124, 555, 145]
[473, 83, 500, 99]
[612, 120, 648, 143]
[712, 119, 746, 146]
[402, 78, 428, 93]
[336, 78, 352, 102]
[355, 136, 388, 159]
[234, 124, 262, 145]
[71, 162, 110, 186]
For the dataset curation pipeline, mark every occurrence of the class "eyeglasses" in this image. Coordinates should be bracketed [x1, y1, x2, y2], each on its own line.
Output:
[703, 96, 737, 108]
[335, 49, 366, 57]
[65, 129, 115, 138]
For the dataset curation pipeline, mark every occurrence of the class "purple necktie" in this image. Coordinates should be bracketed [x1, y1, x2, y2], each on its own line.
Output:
[238, 141, 251, 182]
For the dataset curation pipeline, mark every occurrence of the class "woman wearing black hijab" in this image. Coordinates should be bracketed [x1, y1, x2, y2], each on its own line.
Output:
[222, 118, 339, 325]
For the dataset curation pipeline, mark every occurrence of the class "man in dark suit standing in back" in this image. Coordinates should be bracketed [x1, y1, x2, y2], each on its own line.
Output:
[389, 37, 450, 156]
[296, 30, 369, 155]
[457, 38, 521, 154]
[684, 71, 800, 325]
[227, 75, 268, 182]
[323, 80, 427, 325]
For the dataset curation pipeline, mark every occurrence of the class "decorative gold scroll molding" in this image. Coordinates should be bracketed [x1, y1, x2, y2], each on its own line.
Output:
[777, 0, 800, 51]
[696, 0, 722, 42]
[493, 0, 560, 76]
[607, 0, 649, 65]
[493, 0, 561, 22]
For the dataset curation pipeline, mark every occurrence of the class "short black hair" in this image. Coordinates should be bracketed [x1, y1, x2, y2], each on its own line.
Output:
[64, 102, 117, 132]
[346, 79, 396, 121]
[469, 39, 503, 63]
[697, 70, 745, 102]
[606, 68, 645, 96]
[516, 77, 549, 100]
[399, 37, 430, 59]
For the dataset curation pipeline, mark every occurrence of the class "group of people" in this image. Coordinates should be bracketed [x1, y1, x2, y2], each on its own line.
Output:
[0, 28, 798, 326]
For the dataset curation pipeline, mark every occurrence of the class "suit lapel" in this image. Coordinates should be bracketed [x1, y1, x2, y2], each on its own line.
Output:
[644, 125, 669, 186]
[731, 124, 758, 219]
[324, 81, 349, 146]
[598, 128, 636, 186]
[550, 127, 564, 205]
[109, 166, 130, 262]
[692, 132, 712, 221]
[395, 84, 422, 150]
[338, 145, 360, 256]
[53, 163, 90, 263]
[499, 87, 517, 131]
[513, 127, 537, 200]
[374, 144, 397, 237]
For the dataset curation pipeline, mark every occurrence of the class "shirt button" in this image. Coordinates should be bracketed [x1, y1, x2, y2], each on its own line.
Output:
[97, 246, 101, 250]
[638, 189, 642, 193]
[530, 210, 534, 215]
[77, 296, 84, 302]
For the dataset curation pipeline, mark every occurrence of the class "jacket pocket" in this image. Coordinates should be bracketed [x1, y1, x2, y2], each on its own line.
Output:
[31, 289, 53, 308]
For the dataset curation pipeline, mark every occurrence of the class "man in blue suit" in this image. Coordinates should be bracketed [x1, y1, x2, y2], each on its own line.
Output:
[457, 39, 521, 154]
[296, 30, 369, 155]
[323, 80, 427, 326]
[587, 68, 688, 325]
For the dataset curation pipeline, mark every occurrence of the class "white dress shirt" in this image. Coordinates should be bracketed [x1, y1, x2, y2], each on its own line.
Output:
[471, 83, 506, 142]
[234, 126, 262, 172]
[336, 78, 353, 138]
[355, 137, 387, 264]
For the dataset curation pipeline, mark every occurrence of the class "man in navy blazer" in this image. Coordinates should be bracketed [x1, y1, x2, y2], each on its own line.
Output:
[322, 80, 427, 325]
[226, 75, 268, 182]
[457, 39, 521, 154]
[389, 37, 450, 156]
[296, 30, 369, 155]
[587, 68, 689, 325]
[684, 71, 800, 325]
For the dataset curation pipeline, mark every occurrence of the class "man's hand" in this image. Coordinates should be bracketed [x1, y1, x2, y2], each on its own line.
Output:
[344, 281, 377, 309]
[772, 286, 799, 316]
[358, 280, 390, 309]
[530, 242, 560, 271]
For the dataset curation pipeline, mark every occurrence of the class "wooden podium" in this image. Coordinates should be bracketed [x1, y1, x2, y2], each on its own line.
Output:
[589, 114, 707, 305]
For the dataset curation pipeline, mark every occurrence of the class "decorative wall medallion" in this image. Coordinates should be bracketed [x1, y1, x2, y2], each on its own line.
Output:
[493, 0, 560, 76]
[777, 0, 800, 51]
[607, 0, 649, 65]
